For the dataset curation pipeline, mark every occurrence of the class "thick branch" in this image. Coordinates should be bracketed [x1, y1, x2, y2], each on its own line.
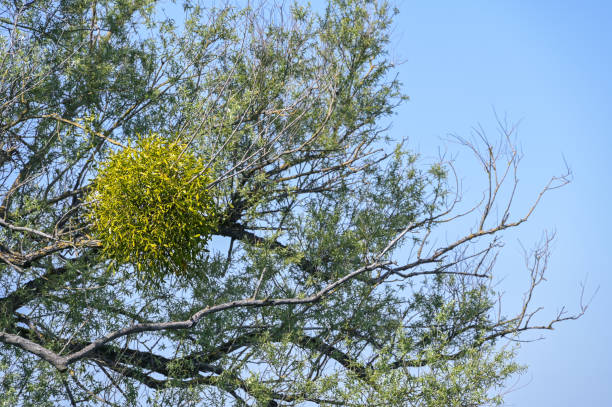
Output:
[64, 260, 390, 365]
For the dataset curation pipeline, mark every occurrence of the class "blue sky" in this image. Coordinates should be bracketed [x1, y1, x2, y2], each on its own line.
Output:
[391, 1, 612, 405]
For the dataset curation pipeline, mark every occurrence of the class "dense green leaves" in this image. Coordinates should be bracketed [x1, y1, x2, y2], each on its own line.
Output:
[87, 134, 218, 280]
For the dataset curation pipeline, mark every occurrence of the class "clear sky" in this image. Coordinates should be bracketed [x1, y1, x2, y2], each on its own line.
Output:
[390, 1, 612, 405]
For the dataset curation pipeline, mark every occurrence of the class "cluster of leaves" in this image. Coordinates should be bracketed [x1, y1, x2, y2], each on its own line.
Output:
[87, 135, 218, 281]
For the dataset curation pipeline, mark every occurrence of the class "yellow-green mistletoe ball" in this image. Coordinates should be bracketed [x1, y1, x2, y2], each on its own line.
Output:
[87, 134, 218, 281]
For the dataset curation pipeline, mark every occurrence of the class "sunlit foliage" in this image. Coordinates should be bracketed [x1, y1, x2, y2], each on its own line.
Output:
[87, 135, 218, 280]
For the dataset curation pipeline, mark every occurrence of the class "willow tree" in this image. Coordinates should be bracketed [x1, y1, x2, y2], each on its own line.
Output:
[0, 1, 582, 406]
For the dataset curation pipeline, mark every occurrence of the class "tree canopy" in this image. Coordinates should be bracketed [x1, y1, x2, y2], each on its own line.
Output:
[0, 1, 583, 406]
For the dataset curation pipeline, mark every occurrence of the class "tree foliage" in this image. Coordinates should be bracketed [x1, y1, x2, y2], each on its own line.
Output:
[87, 134, 218, 280]
[0, 1, 582, 406]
